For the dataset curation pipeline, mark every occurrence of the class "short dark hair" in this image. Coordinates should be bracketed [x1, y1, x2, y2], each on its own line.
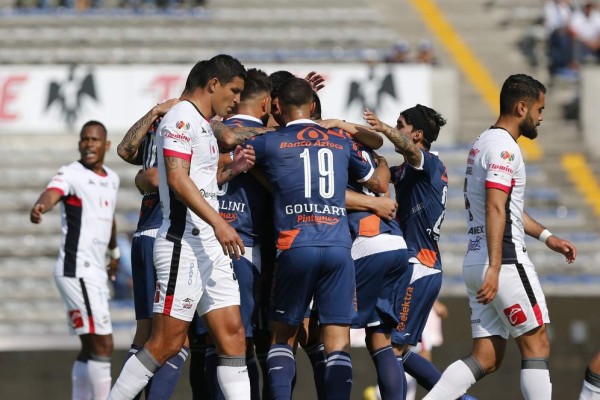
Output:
[241, 68, 272, 102]
[269, 70, 295, 99]
[499, 74, 546, 116]
[277, 77, 313, 108]
[401, 104, 446, 148]
[184, 54, 246, 93]
[80, 120, 107, 137]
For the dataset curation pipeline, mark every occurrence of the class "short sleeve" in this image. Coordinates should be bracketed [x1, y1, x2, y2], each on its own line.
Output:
[160, 119, 193, 162]
[483, 145, 520, 193]
[348, 137, 375, 183]
[46, 166, 71, 197]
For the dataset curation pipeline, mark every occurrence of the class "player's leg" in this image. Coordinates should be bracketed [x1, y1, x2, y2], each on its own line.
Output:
[580, 351, 600, 399]
[300, 312, 326, 399]
[366, 331, 404, 400]
[515, 325, 551, 400]
[188, 318, 214, 400]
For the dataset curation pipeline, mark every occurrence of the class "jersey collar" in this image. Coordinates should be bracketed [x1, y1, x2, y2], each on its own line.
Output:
[286, 119, 318, 127]
[228, 114, 263, 124]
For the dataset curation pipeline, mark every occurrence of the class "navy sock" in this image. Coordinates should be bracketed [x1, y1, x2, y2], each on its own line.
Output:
[145, 346, 188, 399]
[256, 351, 270, 400]
[402, 349, 442, 390]
[304, 343, 326, 399]
[205, 346, 225, 400]
[247, 357, 261, 400]
[267, 344, 296, 399]
[371, 346, 404, 400]
[189, 343, 210, 400]
[324, 351, 353, 400]
[124, 344, 144, 400]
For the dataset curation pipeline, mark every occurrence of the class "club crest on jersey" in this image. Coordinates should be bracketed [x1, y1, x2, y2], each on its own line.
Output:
[182, 297, 193, 309]
[176, 121, 190, 130]
[504, 304, 527, 326]
[500, 151, 514, 161]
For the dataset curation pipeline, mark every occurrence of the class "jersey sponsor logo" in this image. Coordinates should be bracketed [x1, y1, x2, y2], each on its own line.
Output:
[500, 151, 515, 161]
[504, 304, 527, 326]
[220, 212, 238, 223]
[467, 236, 482, 252]
[286, 203, 346, 225]
[468, 225, 484, 234]
[200, 189, 218, 199]
[297, 127, 328, 141]
[188, 262, 195, 285]
[69, 309, 84, 329]
[219, 200, 246, 213]
[280, 138, 344, 150]
[489, 163, 513, 174]
[182, 297, 193, 309]
[164, 130, 191, 142]
[396, 286, 414, 332]
[175, 121, 190, 130]
[469, 147, 480, 157]
[154, 282, 161, 304]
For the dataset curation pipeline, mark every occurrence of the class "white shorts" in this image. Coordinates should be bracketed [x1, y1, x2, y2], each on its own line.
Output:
[54, 276, 112, 336]
[463, 262, 549, 339]
[153, 236, 240, 322]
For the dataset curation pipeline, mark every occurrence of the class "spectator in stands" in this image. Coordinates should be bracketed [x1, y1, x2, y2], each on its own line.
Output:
[385, 40, 411, 63]
[415, 39, 439, 66]
[569, 1, 600, 63]
[545, 0, 577, 78]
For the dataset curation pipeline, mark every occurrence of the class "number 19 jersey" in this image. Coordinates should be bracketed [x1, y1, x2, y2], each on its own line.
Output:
[249, 120, 374, 250]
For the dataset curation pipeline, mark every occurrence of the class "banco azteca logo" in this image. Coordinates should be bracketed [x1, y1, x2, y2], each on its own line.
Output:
[296, 127, 328, 141]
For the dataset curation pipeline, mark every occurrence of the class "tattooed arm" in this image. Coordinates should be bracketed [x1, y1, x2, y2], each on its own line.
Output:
[210, 120, 274, 153]
[117, 98, 180, 165]
[363, 108, 422, 168]
[320, 119, 384, 150]
[360, 153, 391, 194]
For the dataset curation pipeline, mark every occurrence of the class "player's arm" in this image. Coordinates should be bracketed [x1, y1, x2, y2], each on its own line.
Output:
[523, 210, 576, 263]
[106, 218, 119, 282]
[304, 71, 326, 92]
[165, 155, 244, 259]
[210, 120, 274, 153]
[134, 168, 158, 195]
[478, 187, 508, 305]
[117, 98, 180, 165]
[360, 153, 391, 194]
[320, 119, 383, 150]
[216, 145, 256, 186]
[345, 190, 397, 221]
[363, 108, 422, 168]
[30, 189, 62, 224]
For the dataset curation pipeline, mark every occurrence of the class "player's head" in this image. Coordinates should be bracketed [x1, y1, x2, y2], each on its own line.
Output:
[184, 54, 247, 118]
[79, 120, 109, 169]
[499, 74, 546, 139]
[277, 77, 314, 124]
[397, 104, 446, 150]
[236, 68, 272, 121]
[311, 91, 322, 121]
[268, 70, 295, 126]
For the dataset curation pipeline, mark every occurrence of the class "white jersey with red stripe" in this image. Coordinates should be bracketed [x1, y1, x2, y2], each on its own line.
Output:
[463, 127, 531, 266]
[156, 100, 220, 247]
[46, 161, 119, 281]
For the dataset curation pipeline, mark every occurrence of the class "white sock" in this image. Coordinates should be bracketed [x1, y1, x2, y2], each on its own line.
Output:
[580, 380, 600, 400]
[108, 349, 159, 400]
[217, 356, 251, 400]
[88, 357, 112, 400]
[423, 359, 479, 400]
[521, 358, 551, 400]
[405, 372, 417, 400]
[72, 360, 91, 400]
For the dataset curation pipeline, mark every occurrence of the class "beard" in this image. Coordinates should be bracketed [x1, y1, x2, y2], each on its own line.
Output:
[519, 115, 538, 139]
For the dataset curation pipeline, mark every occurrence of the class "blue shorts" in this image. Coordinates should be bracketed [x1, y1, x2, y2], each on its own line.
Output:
[352, 248, 408, 330]
[191, 255, 260, 338]
[270, 247, 355, 326]
[131, 234, 157, 320]
[389, 263, 442, 347]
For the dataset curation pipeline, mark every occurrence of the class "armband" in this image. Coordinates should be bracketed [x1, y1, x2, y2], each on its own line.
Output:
[108, 247, 121, 259]
[538, 229, 553, 243]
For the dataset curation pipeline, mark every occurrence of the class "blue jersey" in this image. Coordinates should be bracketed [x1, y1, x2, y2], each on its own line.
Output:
[136, 120, 163, 233]
[250, 119, 374, 250]
[347, 142, 402, 240]
[219, 115, 271, 247]
[391, 150, 448, 270]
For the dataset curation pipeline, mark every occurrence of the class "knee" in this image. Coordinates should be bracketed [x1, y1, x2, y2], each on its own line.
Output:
[146, 333, 187, 364]
[91, 335, 114, 357]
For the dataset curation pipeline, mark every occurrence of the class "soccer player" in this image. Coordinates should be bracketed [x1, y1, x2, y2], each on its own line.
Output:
[108, 54, 263, 400]
[424, 74, 576, 400]
[248, 77, 385, 399]
[580, 351, 600, 399]
[116, 97, 189, 400]
[190, 68, 273, 400]
[30, 121, 120, 400]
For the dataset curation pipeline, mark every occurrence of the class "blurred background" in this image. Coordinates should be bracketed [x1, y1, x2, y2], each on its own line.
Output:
[0, 0, 599, 398]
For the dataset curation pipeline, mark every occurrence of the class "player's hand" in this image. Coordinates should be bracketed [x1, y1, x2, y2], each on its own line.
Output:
[546, 236, 576, 264]
[107, 257, 119, 282]
[152, 98, 180, 118]
[477, 266, 500, 304]
[363, 108, 385, 132]
[320, 119, 343, 130]
[304, 71, 325, 92]
[370, 196, 398, 221]
[230, 145, 255, 176]
[30, 203, 45, 224]
[214, 222, 245, 260]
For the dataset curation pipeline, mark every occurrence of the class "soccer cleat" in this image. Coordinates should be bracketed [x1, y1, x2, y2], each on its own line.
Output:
[461, 395, 479, 400]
